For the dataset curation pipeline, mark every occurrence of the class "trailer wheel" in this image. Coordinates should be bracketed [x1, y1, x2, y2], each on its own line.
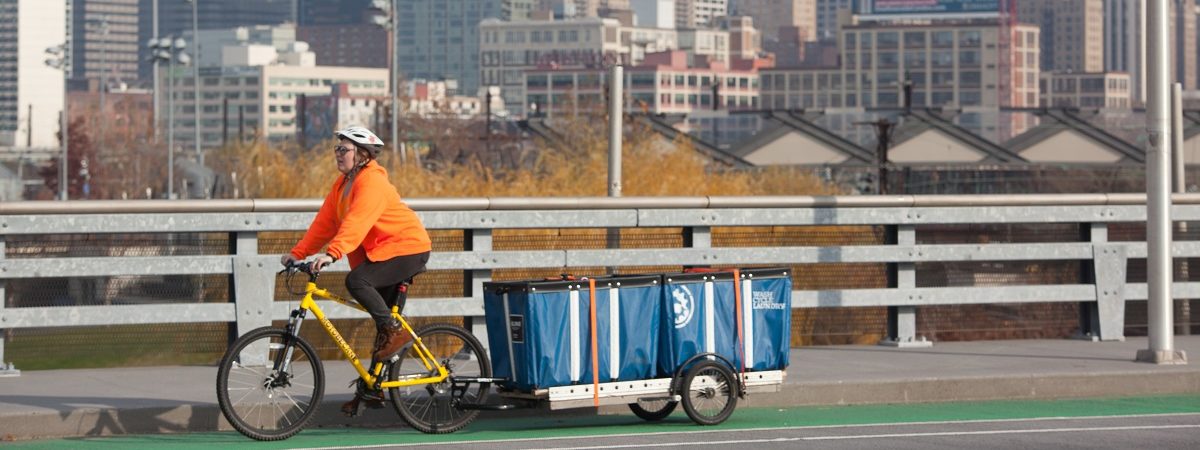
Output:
[680, 360, 737, 425]
[629, 398, 677, 421]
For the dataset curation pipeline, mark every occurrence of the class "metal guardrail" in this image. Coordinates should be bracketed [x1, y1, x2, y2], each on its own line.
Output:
[2, 194, 1199, 371]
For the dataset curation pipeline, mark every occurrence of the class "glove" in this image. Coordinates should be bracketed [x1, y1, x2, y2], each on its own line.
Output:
[313, 253, 335, 272]
[280, 254, 297, 267]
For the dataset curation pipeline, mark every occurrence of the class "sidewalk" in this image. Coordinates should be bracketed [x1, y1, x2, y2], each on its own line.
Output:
[2, 336, 1199, 441]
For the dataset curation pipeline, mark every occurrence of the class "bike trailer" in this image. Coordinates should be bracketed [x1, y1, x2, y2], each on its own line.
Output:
[483, 275, 661, 391]
[659, 268, 792, 376]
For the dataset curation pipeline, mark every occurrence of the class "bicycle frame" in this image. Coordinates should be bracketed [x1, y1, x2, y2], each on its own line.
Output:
[288, 278, 449, 390]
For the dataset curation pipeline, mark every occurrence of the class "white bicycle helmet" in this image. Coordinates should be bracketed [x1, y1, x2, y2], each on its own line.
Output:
[334, 126, 385, 157]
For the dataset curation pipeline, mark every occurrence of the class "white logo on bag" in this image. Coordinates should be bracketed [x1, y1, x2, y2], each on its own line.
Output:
[752, 291, 786, 310]
[671, 285, 696, 328]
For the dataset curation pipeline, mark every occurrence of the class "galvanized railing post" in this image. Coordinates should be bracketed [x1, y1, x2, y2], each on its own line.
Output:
[0, 235, 16, 376]
[464, 229, 492, 346]
[882, 225, 928, 347]
[1092, 242, 1128, 341]
[1077, 222, 1107, 339]
[683, 225, 711, 270]
[231, 231, 273, 338]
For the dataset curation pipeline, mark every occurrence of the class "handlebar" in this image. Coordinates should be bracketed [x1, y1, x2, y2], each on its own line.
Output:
[281, 260, 316, 275]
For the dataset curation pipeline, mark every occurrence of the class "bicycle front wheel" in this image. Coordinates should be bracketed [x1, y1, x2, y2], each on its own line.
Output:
[216, 327, 325, 441]
[388, 324, 491, 434]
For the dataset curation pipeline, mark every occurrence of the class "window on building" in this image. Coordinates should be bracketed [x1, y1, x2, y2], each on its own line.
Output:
[877, 32, 899, 48]
[960, 91, 982, 106]
[552, 74, 573, 88]
[960, 30, 981, 47]
[526, 74, 548, 88]
[905, 51, 925, 68]
[903, 31, 925, 48]
[632, 73, 655, 87]
[879, 51, 898, 67]
[1081, 77, 1104, 92]
[878, 71, 898, 85]
[932, 72, 954, 85]
[960, 71, 981, 86]
[932, 31, 953, 47]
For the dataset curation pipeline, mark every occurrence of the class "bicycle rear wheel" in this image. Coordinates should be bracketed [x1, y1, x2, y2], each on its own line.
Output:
[217, 327, 324, 441]
[388, 324, 491, 434]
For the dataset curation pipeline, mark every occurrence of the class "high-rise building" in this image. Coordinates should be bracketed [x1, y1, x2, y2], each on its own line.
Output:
[760, 19, 1041, 109]
[0, 0, 68, 148]
[1040, 72, 1132, 108]
[394, 0, 503, 96]
[1017, 0, 1104, 74]
[734, 0, 816, 44]
[70, 0, 141, 91]
[1103, 0, 1142, 102]
[1103, 0, 1197, 105]
[192, 24, 299, 68]
[163, 62, 387, 149]
[297, 0, 371, 26]
[137, 0, 294, 83]
[676, 0, 727, 28]
[816, 0, 854, 41]
[630, 0, 674, 28]
[504, 0, 538, 20]
[481, 17, 625, 116]
[537, 0, 631, 17]
[1172, 0, 1197, 90]
[297, 25, 388, 69]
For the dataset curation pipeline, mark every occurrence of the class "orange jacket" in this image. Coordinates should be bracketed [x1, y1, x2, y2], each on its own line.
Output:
[290, 160, 431, 268]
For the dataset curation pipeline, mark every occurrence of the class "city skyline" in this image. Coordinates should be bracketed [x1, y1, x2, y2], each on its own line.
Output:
[4, 0, 1200, 155]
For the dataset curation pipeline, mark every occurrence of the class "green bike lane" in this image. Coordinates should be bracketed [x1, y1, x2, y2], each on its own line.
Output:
[8, 394, 1200, 450]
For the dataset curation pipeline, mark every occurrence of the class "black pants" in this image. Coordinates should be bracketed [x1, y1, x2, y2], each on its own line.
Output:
[345, 251, 429, 325]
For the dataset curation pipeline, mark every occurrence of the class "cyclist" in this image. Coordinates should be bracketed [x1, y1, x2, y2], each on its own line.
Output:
[281, 126, 432, 415]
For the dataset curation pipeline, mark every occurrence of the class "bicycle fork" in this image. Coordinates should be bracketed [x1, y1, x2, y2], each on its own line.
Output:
[274, 308, 308, 377]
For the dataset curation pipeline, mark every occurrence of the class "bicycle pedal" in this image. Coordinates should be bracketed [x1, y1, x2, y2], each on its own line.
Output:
[341, 398, 365, 417]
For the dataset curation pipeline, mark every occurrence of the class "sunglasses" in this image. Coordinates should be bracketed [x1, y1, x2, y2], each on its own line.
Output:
[333, 145, 355, 156]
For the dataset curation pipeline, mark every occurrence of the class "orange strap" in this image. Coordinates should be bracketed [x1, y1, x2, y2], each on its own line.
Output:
[733, 269, 745, 377]
[588, 278, 600, 407]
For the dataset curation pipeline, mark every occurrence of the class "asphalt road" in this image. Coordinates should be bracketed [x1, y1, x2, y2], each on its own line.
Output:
[8, 394, 1200, 450]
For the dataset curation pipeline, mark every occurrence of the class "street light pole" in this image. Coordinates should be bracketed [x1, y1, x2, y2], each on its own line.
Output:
[1137, 0, 1187, 364]
[391, 0, 401, 163]
[45, 40, 70, 200]
[61, 53, 69, 201]
[188, 0, 202, 165]
[167, 47, 175, 199]
[98, 16, 109, 156]
[151, 0, 159, 140]
[370, 0, 401, 162]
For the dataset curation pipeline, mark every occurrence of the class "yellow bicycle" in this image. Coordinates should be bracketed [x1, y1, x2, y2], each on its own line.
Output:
[216, 261, 496, 441]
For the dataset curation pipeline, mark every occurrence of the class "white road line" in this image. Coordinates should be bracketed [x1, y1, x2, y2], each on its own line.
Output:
[532, 425, 1200, 450]
[288, 412, 1200, 450]
[803, 424, 1200, 441]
